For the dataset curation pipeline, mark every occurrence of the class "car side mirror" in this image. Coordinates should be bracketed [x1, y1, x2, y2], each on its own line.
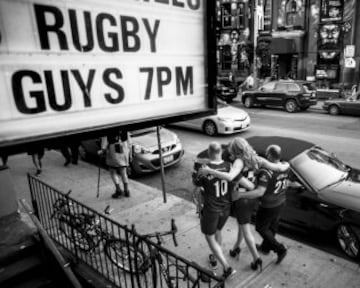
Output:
[259, 87, 265, 92]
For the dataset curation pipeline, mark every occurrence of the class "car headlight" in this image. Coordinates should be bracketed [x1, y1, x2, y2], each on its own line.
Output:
[218, 117, 233, 122]
[133, 144, 151, 154]
[175, 136, 181, 144]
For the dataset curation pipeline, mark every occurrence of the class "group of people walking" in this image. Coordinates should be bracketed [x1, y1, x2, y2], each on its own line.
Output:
[193, 137, 289, 279]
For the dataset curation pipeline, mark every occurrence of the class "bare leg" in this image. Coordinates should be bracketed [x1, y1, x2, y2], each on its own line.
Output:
[232, 223, 244, 251]
[215, 229, 222, 245]
[119, 167, 130, 196]
[241, 223, 259, 262]
[205, 234, 230, 270]
[110, 168, 122, 192]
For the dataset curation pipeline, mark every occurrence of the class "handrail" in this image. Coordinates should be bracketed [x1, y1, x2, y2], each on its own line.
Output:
[19, 198, 83, 288]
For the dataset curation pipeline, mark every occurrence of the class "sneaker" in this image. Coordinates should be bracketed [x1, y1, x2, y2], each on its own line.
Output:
[256, 244, 270, 255]
[222, 267, 236, 279]
[208, 254, 218, 270]
[35, 169, 42, 176]
[276, 248, 287, 264]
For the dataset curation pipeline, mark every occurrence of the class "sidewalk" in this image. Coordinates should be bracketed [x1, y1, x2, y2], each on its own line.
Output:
[7, 151, 360, 288]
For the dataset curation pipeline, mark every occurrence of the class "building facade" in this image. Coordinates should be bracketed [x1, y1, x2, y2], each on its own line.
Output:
[216, 0, 360, 89]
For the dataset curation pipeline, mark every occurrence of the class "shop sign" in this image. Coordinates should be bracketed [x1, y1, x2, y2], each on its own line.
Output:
[0, 0, 213, 147]
[344, 45, 355, 58]
[344, 58, 356, 68]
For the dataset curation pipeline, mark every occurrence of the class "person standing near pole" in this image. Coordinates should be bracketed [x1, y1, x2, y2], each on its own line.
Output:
[234, 144, 289, 265]
[99, 130, 132, 198]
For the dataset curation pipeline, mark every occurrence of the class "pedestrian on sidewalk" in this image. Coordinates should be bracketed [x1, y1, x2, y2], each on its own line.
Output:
[235, 144, 289, 265]
[28, 146, 45, 176]
[199, 138, 289, 271]
[99, 130, 132, 198]
[61, 139, 80, 166]
[194, 142, 236, 279]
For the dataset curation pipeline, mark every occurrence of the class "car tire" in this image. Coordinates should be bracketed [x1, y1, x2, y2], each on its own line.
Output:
[329, 105, 340, 116]
[285, 99, 298, 113]
[336, 223, 360, 259]
[244, 97, 254, 108]
[203, 120, 217, 136]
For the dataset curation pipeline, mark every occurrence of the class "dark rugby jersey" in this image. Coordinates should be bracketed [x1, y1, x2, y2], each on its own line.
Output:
[257, 167, 289, 208]
[198, 161, 232, 212]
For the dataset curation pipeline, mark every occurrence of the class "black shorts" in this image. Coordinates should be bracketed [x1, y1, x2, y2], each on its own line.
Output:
[200, 207, 230, 235]
[231, 199, 257, 225]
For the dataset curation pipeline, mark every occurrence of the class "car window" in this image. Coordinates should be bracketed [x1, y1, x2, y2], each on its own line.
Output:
[274, 83, 287, 92]
[260, 82, 275, 91]
[131, 127, 157, 136]
[287, 83, 301, 92]
[291, 147, 349, 190]
[302, 83, 316, 92]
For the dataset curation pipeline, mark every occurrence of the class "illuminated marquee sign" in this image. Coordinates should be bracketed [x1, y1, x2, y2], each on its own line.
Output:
[0, 0, 214, 147]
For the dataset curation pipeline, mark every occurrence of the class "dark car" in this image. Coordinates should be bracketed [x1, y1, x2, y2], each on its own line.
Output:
[241, 80, 317, 112]
[247, 136, 360, 259]
[322, 94, 360, 116]
[215, 82, 237, 103]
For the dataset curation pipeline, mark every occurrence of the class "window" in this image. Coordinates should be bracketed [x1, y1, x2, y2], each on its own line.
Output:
[287, 83, 301, 92]
[221, 3, 232, 28]
[261, 82, 276, 91]
[274, 83, 288, 91]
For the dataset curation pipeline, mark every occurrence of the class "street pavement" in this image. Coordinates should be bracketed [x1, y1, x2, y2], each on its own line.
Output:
[7, 150, 360, 288]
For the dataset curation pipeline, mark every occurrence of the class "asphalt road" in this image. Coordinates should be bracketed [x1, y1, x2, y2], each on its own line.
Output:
[135, 102, 360, 261]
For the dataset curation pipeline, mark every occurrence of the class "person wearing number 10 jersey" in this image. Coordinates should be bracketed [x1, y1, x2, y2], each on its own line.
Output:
[196, 142, 236, 279]
[235, 144, 289, 265]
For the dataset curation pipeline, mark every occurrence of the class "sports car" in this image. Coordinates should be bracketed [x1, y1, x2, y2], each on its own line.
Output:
[247, 136, 360, 259]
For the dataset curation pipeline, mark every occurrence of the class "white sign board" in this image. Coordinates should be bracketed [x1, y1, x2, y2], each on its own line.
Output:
[344, 45, 355, 58]
[0, 0, 212, 147]
[344, 58, 356, 68]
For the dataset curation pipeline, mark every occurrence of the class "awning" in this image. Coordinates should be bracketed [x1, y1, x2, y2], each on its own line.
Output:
[270, 38, 299, 54]
[269, 30, 305, 54]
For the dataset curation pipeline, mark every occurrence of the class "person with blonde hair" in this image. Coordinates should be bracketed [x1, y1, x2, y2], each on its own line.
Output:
[199, 137, 289, 271]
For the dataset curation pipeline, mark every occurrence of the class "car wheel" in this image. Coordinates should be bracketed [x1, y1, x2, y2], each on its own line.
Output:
[285, 99, 298, 113]
[244, 97, 254, 108]
[203, 120, 217, 136]
[329, 105, 340, 115]
[336, 224, 360, 259]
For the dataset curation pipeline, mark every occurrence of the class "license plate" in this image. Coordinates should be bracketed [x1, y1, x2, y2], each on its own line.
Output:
[163, 155, 174, 164]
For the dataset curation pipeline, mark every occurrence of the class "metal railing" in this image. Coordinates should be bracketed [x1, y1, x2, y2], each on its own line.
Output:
[28, 174, 225, 288]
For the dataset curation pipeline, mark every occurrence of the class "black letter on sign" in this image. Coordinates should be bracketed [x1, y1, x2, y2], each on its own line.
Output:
[69, 10, 94, 52]
[173, 0, 185, 8]
[142, 19, 160, 53]
[34, 4, 68, 50]
[187, 0, 200, 10]
[120, 16, 140, 52]
[71, 70, 95, 107]
[44, 70, 72, 111]
[157, 67, 171, 97]
[96, 13, 119, 52]
[103, 68, 124, 104]
[140, 67, 154, 100]
[12, 70, 46, 114]
[176, 66, 193, 95]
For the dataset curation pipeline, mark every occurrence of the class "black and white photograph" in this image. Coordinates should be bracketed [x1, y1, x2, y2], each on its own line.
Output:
[0, 1, 359, 288]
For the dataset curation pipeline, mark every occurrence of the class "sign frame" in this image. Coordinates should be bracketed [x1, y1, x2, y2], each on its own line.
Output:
[0, 0, 217, 153]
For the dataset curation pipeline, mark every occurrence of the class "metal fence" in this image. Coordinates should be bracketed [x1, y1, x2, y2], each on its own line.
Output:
[28, 174, 225, 288]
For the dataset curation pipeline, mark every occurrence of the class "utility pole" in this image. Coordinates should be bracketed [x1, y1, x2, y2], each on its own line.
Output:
[253, 0, 260, 87]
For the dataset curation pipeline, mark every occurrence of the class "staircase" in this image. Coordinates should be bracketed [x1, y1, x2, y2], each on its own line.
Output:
[0, 237, 64, 288]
